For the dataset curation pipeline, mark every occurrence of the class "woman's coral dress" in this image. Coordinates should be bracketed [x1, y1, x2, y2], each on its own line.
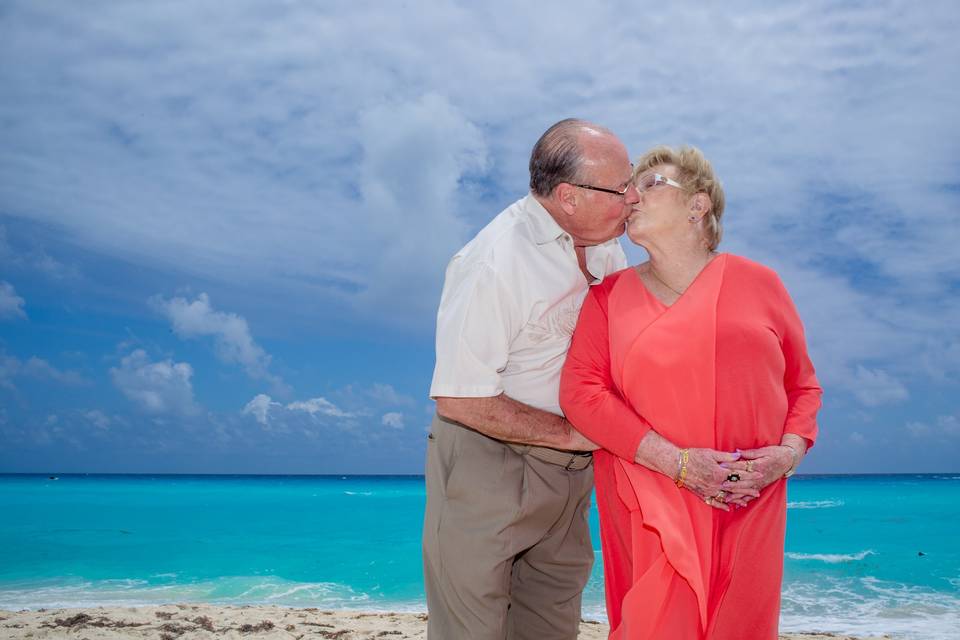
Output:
[560, 254, 821, 639]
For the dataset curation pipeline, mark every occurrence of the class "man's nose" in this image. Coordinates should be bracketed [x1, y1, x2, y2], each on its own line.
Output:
[624, 183, 641, 205]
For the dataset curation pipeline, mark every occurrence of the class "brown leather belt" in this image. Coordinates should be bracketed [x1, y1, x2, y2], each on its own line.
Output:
[505, 442, 593, 471]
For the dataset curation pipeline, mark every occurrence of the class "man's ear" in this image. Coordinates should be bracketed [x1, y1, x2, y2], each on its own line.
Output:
[554, 183, 578, 215]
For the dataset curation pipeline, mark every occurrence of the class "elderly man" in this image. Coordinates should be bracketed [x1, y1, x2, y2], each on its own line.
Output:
[424, 118, 640, 639]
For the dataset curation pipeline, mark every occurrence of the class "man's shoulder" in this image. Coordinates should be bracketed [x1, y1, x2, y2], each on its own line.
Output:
[455, 196, 543, 267]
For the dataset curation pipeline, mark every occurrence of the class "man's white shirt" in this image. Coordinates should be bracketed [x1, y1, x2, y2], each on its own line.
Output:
[430, 194, 628, 416]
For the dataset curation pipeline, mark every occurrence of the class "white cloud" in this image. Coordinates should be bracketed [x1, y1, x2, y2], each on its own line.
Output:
[848, 432, 866, 445]
[0, 1, 957, 419]
[243, 393, 280, 426]
[367, 383, 416, 407]
[240, 386, 414, 440]
[21, 357, 88, 386]
[84, 410, 111, 430]
[939, 415, 960, 437]
[0, 225, 73, 280]
[906, 414, 960, 440]
[0, 281, 26, 320]
[152, 293, 287, 393]
[381, 412, 404, 429]
[0, 349, 87, 388]
[0, 351, 20, 389]
[848, 365, 910, 407]
[110, 349, 198, 415]
[287, 397, 352, 418]
[906, 421, 931, 438]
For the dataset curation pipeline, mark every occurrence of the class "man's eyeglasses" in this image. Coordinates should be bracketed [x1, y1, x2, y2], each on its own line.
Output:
[571, 182, 633, 197]
[635, 173, 684, 193]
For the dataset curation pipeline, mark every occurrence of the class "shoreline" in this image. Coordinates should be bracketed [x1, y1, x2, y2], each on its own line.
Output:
[0, 604, 890, 639]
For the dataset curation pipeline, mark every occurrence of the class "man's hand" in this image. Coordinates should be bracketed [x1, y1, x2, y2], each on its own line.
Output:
[435, 394, 592, 451]
[564, 424, 599, 452]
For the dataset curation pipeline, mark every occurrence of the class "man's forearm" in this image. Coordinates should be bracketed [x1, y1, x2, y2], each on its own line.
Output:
[434, 394, 590, 451]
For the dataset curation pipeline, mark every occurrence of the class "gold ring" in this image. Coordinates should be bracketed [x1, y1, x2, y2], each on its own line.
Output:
[704, 496, 712, 504]
[746, 461, 754, 473]
[714, 490, 726, 502]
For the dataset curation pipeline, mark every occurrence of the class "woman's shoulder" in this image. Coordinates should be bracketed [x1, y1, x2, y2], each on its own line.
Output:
[588, 266, 636, 309]
[722, 253, 783, 288]
[597, 265, 635, 290]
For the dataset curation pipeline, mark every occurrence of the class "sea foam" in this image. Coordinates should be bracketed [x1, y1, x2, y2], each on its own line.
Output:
[787, 499, 843, 509]
[781, 575, 960, 640]
[786, 550, 875, 563]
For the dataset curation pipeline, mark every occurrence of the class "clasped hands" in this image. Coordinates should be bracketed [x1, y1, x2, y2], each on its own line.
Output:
[680, 445, 798, 511]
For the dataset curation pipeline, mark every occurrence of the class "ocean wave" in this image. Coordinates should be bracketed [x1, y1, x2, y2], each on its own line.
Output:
[786, 550, 874, 563]
[343, 491, 373, 496]
[781, 575, 960, 640]
[787, 499, 843, 509]
[0, 576, 390, 611]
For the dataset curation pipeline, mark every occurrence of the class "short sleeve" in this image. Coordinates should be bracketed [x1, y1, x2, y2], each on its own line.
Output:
[429, 259, 523, 398]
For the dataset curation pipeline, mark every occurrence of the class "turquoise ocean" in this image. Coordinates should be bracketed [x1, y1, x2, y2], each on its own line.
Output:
[1, 473, 957, 639]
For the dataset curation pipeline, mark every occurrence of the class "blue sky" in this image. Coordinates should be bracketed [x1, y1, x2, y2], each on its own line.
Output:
[1, 1, 958, 474]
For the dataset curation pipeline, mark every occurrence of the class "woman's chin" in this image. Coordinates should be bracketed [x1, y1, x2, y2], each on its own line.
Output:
[625, 228, 647, 247]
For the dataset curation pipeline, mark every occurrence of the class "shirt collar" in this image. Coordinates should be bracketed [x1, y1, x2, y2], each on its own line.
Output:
[523, 194, 568, 245]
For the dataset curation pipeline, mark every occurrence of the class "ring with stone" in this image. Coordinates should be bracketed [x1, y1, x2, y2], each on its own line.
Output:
[727, 473, 741, 482]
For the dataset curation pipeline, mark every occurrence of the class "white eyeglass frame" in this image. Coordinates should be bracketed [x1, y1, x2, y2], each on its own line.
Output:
[636, 173, 684, 193]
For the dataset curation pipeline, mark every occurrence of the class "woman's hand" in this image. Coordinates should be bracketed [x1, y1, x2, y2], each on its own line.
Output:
[720, 444, 799, 506]
[683, 448, 762, 509]
[633, 431, 763, 511]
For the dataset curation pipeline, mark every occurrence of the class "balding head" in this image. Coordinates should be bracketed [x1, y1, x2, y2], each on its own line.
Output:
[529, 119, 615, 197]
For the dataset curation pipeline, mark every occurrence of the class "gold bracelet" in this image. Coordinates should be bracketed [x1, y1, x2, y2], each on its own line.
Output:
[675, 449, 689, 488]
[783, 445, 801, 478]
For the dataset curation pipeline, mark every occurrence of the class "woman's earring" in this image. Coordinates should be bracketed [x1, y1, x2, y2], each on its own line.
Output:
[688, 215, 697, 223]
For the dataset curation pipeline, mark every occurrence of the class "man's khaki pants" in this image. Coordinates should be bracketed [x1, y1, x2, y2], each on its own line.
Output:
[422, 414, 594, 640]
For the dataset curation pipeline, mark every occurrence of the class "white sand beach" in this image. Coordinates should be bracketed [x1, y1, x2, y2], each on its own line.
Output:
[0, 604, 890, 639]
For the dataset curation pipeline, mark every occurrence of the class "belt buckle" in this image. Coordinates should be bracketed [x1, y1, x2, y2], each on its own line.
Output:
[564, 454, 578, 471]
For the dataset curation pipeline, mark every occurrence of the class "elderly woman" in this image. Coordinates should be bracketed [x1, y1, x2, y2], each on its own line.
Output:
[559, 145, 821, 639]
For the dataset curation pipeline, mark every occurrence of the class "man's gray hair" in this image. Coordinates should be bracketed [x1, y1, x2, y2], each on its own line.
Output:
[529, 118, 610, 197]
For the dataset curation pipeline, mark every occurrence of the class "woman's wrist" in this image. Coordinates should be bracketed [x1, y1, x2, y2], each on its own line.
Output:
[780, 444, 801, 477]
[634, 430, 682, 479]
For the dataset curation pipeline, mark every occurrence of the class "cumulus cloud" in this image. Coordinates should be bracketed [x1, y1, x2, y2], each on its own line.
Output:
[241, 386, 417, 441]
[0, 225, 73, 280]
[243, 393, 353, 426]
[847, 365, 910, 407]
[83, 410, 112, 430]
[151, 293, 287, 393]
[366, 383, 416, 407]
[287, 397, 353, 418]
[0, 281, 26, 319]
[0, 0, 958, 452]
[243, 393, 280, 426]
[906, 414, 960, 440]
[381, 412, 404, 429]
[20, 357, 87, 386]
[0, 349, 87, 389]
[110, 349, 199, 415]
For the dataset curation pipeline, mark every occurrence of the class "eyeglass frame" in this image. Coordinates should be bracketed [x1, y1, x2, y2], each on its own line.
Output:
[569, 182, 635, 197]
[634, 172, 684, 193]
[571, 172, 684, 197]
